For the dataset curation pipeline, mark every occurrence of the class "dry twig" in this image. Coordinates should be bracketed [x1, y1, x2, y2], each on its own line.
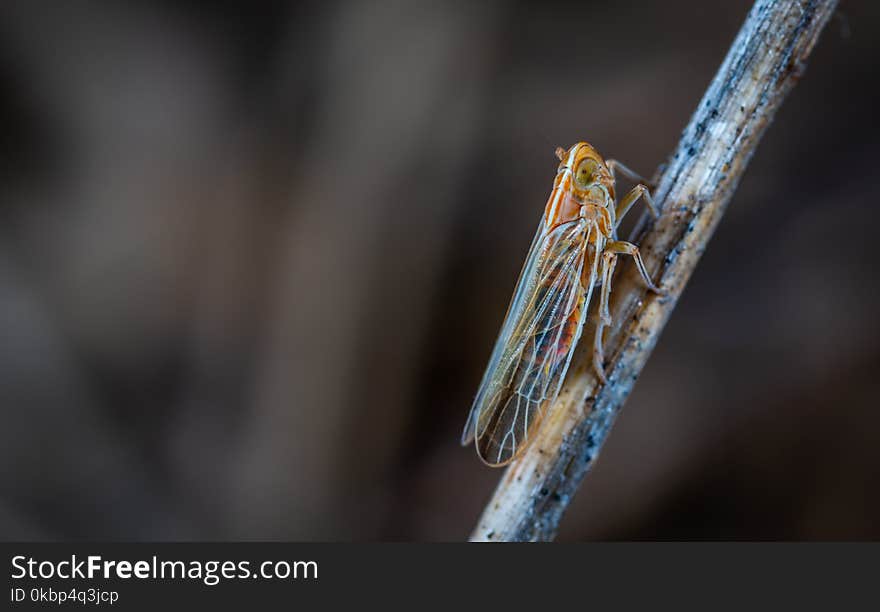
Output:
[471, 0, 839, 542]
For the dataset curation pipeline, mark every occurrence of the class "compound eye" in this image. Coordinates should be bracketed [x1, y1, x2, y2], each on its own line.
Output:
[574, 158, 599, 189]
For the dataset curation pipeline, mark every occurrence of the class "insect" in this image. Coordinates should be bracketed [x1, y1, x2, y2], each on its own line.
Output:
[461, 142, 663, 466]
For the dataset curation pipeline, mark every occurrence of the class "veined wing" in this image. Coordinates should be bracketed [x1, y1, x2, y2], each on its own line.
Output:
[462, 219, 599, 466]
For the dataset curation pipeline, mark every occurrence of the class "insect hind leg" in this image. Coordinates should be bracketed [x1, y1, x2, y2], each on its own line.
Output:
[605, 240, 664, 293]
[592, 237, 667, 383]
[592, 250, 618, 383]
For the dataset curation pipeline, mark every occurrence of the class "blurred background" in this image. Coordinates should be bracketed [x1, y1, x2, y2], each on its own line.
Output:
[1, 0, 878, 541]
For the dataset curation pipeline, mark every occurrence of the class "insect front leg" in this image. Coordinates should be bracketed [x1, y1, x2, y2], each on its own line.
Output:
[592, 250, 618, 384]
[615, 184, 659, 229]
[606, 159, 654, 189]
[605, 240, 664, 293]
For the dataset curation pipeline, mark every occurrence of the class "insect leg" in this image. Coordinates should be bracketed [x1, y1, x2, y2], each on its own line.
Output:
[598, 251, 617, 326]
[615, 184, 659, 229]
[606, 159, 654, 188]
[605, 240, 664, 293]
[593, 250, 618, 383]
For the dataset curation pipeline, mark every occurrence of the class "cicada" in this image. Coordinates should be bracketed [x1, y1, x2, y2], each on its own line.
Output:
[461, 142, 662, 466]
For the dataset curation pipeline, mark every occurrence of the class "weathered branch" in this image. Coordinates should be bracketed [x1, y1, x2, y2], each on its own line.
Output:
[470, 0, 838, 542]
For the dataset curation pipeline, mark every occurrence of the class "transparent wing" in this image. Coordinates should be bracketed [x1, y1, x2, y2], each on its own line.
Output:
[462, 219, 599, 466]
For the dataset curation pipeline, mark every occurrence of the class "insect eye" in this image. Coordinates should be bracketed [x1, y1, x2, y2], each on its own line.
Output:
[574, 158, 599, 188]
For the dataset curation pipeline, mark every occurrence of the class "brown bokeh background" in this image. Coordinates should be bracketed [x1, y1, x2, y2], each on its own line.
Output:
[1, 0, 878, 541]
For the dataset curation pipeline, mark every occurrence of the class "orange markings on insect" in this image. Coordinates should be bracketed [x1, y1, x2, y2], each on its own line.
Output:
[461, 142, 661, 466]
